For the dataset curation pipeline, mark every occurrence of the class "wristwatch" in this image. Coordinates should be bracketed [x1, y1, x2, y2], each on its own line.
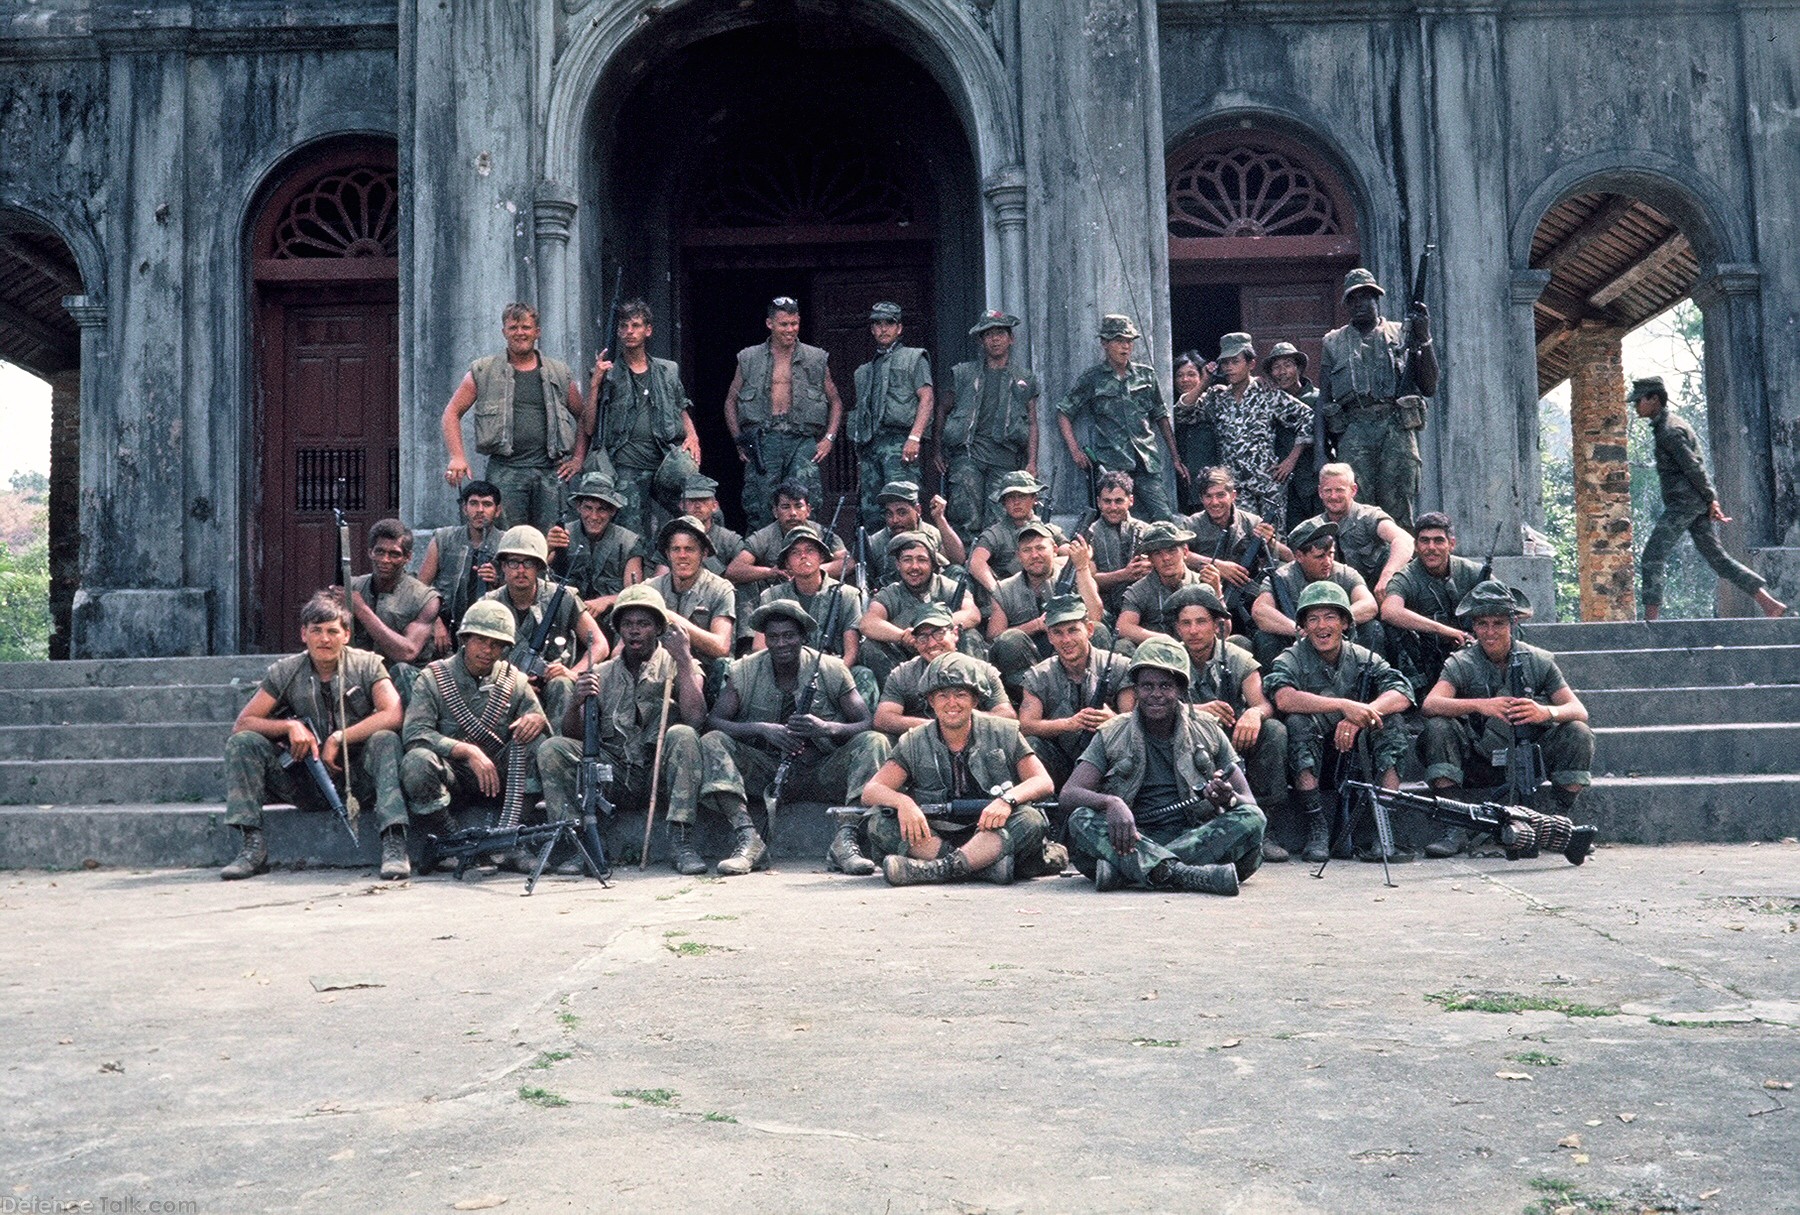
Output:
[999, 792, 1018, 808]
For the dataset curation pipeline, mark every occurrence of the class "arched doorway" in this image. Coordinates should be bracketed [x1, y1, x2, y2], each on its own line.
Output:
[1165, 127, 1361, 368]
[0, 209, 83, 660]
[596, 20, 982, 528]
[247, 138, 399, 649]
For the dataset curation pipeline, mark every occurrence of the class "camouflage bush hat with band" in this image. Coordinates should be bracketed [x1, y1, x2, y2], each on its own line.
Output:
[747, 598, 817, 638]
[1627, 376, 1668, 403]
[656, 514, 715, 556]
[1287, 518, 1339, 551]
[1127, 635, 1192, 687]
[1294, 580, 1354, 626]
[569, 472, 626, 509]
[1265, 341, 1308, 375]
[607, 583, 672, 630]
[969, 310, 1020, 336]
[776, 523, 831, 567]
[990, 471, 1048, 502]
[877, 480, 921, 505]
[869, 301, 903, 323]
[1098, 314, 1142, 341]
[1217, 332, 1255, 362]
[1340, 267, 1385, 301]
[1455, 579, 1534, 621]
[1137, 520, 1196, 552]
[1043, 594, 1092, 628]
[457, 599, 517, 644]
[1167, 582, 1230, 620]
[494, 525, 550, 566]
[923, 652, 988, 696]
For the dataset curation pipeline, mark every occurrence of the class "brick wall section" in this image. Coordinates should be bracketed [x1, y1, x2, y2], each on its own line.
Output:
[1568, 323, 1635, 621]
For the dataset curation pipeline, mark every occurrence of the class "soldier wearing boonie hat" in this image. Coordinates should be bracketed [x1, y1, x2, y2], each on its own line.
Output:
[968, 470, 1066, 593]
[1115, 520, 1208, 645]
[561, 472, 645, 623]
[1056, 313, 1183, 523]
[863, 479, 962, 584]
[860, 530, 986, 686]
[1263, 339, 1324, 522]
[943, 308, 1042, 534]
[987, 522, 1103, 699]
[647, 515, 738, 664]
[850, 300, 935, 530]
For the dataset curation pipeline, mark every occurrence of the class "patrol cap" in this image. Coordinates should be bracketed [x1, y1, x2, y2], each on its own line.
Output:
[1294, 580, 1354, 626]
[681, 474, 721, 500]
[457, 599, 517, 644]
[1167, 582, 1229, 621]
[990, 470, 1048, 502]
[877, 480, 921, 505]
[1627, 376, 1668, 403]
[1265, 340, 1308, 375]
[923, 652, 987, 696]
[748, 597, 817, 638]
[656, 515, 714, 556]
[1341, 267, 1385, 301]
[1287, 518, 1339, 551]
[1015, 521, 1057, 546]
[776, 523, 831, 567]
[885, 529, 937, 558]
[569, 472, 626, 508]
[1043, 594, 1092, 628]
[608, 583, 672, 630]
[869, 301, 904, 323]
[910, 604, 957, 632]
[1455, 579, 1533, 621]
[1217, 332, 1255, 362]
[1098, 314, 1142, 341]
[1137, 520, 1196, 553]
[969, 310, 1020, 336]
[1127, 635, 1192, 687]
[494, 525, 550, 566]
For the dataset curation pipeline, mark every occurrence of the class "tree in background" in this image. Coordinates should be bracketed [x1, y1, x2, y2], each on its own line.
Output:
[0, 469, 50, 661]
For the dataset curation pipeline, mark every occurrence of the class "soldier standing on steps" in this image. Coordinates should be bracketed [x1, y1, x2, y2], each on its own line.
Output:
[1631, 376, 1787, 620]
[1056, 314, 1186, 523]
[418, 479, 503, 653]
[223, 590, 407, 881]
[724, 297, 845, 531]
[937, 309, 1040, 535]
[849, 301, 935, 530]
[583, 298, 703, 544]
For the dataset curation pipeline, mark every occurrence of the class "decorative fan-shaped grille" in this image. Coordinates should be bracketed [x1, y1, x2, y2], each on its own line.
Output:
[1168, 141, 1344, 239]
[689, 139, 916, 229]
[271, 166, 399, 258]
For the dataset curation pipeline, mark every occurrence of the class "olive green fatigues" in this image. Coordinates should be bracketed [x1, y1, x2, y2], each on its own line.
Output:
[733, 340, 834, 529]
[1640, 405, 1766, 606]
[942, 359, 1039, 533]
[1019, 647, 1133, 786]
[349, 572, 440, 705]
[1420, 641, 1594, 789]
[1184, 638, 1288, 816]
[1263, 638, 1412, 779]
[400, 652, 544, 816]
[483, 579, 594, 725]
[864, 715, 1049, 868]
[1384, 554, 1483, 693]
[850, 344, 933, 529]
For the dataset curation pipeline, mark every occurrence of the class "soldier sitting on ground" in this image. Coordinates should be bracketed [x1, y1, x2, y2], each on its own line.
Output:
[418, 479, 503, 652]
[856, 480, 966, 586]
[1016, 594, 1135, 788]
[347, 517, 441, 704]
[967, 472, 1067, 598]
[536, 585, 724, 876]
[704, 599, 891, 878]
[1304, 462, 1413, 602]
[549, 472, 643, 626]
[401, 599, 550, 868]
[857, 531, 985, 685]
[222, 589, 408, 881]
[986, 526, 1104, 700]
[1250, 519, 1382, 670]
[1060, 636, 1265, 896]
[1168, 584, 1291, 863]
[873, 605, 1014, 739]
[1184, 466, 1283, 639]
[1379, 511, 1482, 695]
[482, 524, 606, 725]
[1263, 582, 1414, 864]
[1115, 521, 1213, 648]
[1418, 581, 1595, 858]
[1084, 471, 1153, 624]
[861, 653, 1056, 887]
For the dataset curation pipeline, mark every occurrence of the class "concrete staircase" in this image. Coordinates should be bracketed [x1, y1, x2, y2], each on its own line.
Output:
[0, 616, 1796, 870]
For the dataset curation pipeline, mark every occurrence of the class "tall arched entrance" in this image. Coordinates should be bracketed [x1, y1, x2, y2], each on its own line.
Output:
[248, 138, 399, 649]
[1165, 127, 1361, 367]
[596, 20, 982, 526]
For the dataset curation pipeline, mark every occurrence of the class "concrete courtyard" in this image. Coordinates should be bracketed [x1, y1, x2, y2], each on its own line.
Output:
[3, 842, 1797, 1214]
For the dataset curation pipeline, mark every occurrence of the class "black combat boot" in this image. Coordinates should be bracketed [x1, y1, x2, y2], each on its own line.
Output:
[1261, 837, 1290, 863]
[882, 849, 973, 886]
[825, 823, 877, 876]
[1423, 826, 1470, 859]
[977, 854, 1015, 885]
[668, 822, 707, 876]
[220, 827, 268, 880]
[1158, 862, 1239, 896]
[715, 806, 768, 877]
[379, 825, 411, 880]
[1300, 791, 1331, 864]
[1092, 856, 1125, 892]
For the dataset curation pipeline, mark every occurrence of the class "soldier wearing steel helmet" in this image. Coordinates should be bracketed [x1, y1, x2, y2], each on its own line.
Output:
[1059, 635, 1265, 896]
[480, 524, 606, 724]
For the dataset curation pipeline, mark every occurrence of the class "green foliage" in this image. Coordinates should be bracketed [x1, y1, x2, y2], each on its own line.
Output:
[0, 535, 51, 661]
[1426, 989, 1617, 1017]
[1506, 1050, 1563, 1067]
[612, 1087, 677, 1107]
[517, 1085, 570, 1108]
[9, 470, 47, 501]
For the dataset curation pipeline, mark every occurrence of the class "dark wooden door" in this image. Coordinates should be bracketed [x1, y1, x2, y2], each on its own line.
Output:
[811, 266, 934, 507]
[255, 286, 399, 649]
[1239, 279, 1340, 376]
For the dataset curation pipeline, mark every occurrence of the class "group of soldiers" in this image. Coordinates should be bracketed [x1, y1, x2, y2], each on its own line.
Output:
[219, 267, 1779, 891]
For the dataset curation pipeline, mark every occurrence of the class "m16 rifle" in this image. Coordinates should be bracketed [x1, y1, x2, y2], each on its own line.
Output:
[852, 525, 871, 598]
[1345, 781, 1595, 867]
[1219, 525, 1266, 621]
[277, 717, 359, 845]
[513, 573, 575, 681]
[448, 534, 496, 634]
[735, 424, 766, 477]
[1397, 244, 1437, 403]
[763, 581, 850, 842]
[590, 266, 625, 447]
[329, 476, 356, 830]
[1498, 633, 1546, 808]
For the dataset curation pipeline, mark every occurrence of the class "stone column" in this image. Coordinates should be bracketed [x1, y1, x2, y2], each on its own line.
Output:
[1567, 322, 1634, 621]
[533, 182, 578, 355]
[1692, 266, 1770, 616]
[983, 166, 1027, 355]
[46, 366, 81, 661]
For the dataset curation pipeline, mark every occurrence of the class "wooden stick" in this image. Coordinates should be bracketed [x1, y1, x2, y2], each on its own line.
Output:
[640, 664, 677, 870]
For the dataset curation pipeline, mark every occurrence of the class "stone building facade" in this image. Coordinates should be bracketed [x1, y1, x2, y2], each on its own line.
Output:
[1, 0, 1795, 655]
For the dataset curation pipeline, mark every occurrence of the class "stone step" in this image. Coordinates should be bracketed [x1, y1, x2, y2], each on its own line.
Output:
[0, 757, 223, 806]
[0, 654, 272, 689]
[1579, 684, 1800, 728]
[0, 722, 233, 761]
[1591, 722, 1800, 778]
[1527, 616, 1800, 653]
[1550, 644, 1800, 690]
[0, 683, 250, 725]
[1576, 775, 1800, 846]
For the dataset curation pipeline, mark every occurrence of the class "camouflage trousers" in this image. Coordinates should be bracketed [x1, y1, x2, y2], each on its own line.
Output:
[537, 725, 709, 824]
[1120, 464, 1176, 524]
[485, 457, 568, 535]
[1335, 412, 1419, 532]
[1286, 710, 1410, 780]
[741, 430, 824, 531]
[865, 802, 1049, 869]
[603, 462, 666, 553]
[1640, 499, 1767, 605]
[400, 736, 544, 818]
[1419, 717, 1595, 789]
[1066, 803, 1265, 887]
[701, 730, 891, 810]
[857, 433, 918, 531]
[224, 729, 406, 831]
[945, 454, 1026, 535]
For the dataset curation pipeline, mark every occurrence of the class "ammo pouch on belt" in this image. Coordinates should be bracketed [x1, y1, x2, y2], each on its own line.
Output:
[1395, 394, 1429, 431]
